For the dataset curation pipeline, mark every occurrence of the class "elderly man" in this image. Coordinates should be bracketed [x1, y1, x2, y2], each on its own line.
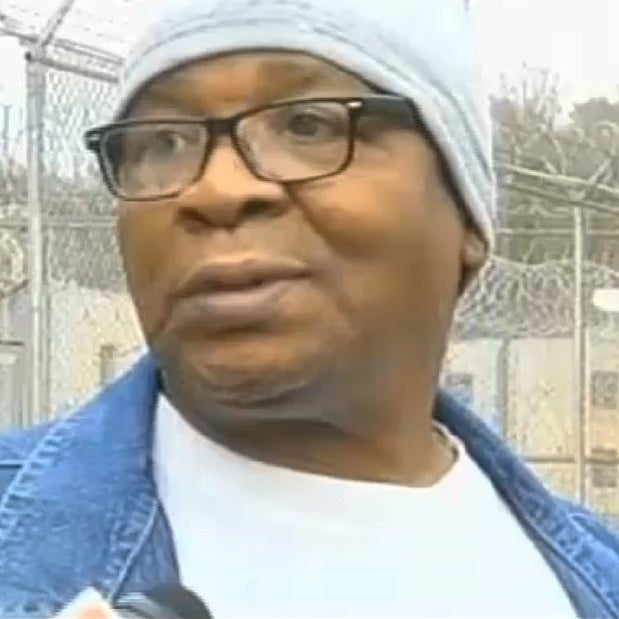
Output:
[0, 1, 618, 617]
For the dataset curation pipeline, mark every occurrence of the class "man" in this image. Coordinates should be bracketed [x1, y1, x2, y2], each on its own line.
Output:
[0, 1, 618, 617]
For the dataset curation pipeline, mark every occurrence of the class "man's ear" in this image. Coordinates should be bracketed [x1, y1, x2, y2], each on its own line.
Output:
[459, 227, 486, 294]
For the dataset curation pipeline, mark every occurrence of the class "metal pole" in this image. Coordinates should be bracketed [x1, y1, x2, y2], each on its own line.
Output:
[31, 0, 77, 56]
[570, 161, 611, 505]
[21, 0, 77, 426]
[572, 204, 587, 504]
[25, 55, 44, 426]
[99, 343, 118, 386]
[1, 17, 122, 68]
[34, 55, 119, 84]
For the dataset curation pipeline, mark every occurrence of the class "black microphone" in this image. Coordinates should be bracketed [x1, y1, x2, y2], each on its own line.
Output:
[114, 585, 213, 619]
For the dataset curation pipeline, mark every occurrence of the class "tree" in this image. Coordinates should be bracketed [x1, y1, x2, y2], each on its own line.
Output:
[570, 97, 619, 133]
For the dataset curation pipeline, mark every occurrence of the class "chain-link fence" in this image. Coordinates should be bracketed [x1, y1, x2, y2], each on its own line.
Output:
[1, 7, 619, 525]
[0, 30, 144, 424]
[40, 50, 143, 416]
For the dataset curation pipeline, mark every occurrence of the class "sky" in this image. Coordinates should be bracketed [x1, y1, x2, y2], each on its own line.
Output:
[476, 0, 619, 103]
[0, 0, 618, 109]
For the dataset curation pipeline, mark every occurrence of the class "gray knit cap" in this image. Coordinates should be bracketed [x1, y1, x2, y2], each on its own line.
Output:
[115, 0, 496, 247]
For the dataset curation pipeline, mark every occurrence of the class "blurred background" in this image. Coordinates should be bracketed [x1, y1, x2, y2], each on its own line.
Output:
[0, 0, 618, 525]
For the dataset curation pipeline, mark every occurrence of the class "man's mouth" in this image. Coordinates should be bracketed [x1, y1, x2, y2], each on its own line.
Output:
[175, 255, 310, 297]
[172, 255, 311, 331]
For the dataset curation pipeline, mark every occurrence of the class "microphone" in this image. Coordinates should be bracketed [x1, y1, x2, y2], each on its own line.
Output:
[114, 585, 213, 619]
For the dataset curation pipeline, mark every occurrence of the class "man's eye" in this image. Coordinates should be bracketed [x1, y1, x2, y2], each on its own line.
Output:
[145, 130, 188, 157]
[285, 110, 346, 141]
[288, 113, 327, 136]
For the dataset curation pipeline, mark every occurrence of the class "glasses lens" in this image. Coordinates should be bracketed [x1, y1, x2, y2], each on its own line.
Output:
[237, 101, 351, 181]
[101, 123, 207, 199]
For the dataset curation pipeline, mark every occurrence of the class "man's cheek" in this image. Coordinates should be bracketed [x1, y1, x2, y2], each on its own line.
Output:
[301, 199, 415, 259]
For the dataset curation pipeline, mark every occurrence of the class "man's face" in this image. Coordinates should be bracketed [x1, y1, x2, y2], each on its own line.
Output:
[117, 52, 483, 413]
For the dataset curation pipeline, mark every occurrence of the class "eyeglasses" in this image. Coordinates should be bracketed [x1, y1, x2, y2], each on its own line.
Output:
[84, 95, 422, 202]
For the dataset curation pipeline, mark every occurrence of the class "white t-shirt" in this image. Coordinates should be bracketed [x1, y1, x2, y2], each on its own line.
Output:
[153, 394, 576, 618]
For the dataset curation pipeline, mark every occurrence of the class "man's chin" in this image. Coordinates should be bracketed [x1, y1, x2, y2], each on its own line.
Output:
[157, 342, 329, 410]
[182, 369, 335, 430]
[200, 366, 316, 408]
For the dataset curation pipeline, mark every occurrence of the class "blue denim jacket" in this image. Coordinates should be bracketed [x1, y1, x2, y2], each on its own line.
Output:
[0, 354, 618, 618]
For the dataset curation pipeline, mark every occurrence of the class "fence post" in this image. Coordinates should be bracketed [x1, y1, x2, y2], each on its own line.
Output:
[23, 0, 77, 426]
[571, 159, 611, 505]
[99, 343, 118, 386]
[573, 205, 588, 504]
[24, 53, 45, 426]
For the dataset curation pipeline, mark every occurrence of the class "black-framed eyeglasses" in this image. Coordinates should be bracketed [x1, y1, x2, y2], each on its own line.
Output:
[84, 95, 423, 202]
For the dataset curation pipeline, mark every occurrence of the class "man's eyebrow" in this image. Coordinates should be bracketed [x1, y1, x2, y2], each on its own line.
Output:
[132, 88, 206, 116]
[255, 58, 371, 100]
[255, 59, 332, 93]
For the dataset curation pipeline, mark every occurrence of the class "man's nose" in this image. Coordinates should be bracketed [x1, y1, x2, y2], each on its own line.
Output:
[173, 139, 289, 230]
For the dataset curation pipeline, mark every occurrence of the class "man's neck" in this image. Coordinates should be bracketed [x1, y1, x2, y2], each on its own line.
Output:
[202, 419, 457, 487]
[164, 384, 456, 488]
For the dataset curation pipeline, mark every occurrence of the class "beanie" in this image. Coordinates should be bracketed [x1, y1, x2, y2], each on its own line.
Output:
[114, 0, 495, 247]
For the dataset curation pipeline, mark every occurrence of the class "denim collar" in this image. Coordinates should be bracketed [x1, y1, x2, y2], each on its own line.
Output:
[0, 354, 616, 617]
[0, 355, 161, 616]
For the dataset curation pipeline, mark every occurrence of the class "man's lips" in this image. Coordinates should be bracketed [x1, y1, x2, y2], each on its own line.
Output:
[174, 255, 311, 298]
[170, 255, 311, 331]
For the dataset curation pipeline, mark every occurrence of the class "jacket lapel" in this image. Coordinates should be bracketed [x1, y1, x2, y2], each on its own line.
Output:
[0, 355, 177, 618]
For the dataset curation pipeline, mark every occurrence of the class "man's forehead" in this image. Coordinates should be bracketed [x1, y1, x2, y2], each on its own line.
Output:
[134, 52, 368, 113]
